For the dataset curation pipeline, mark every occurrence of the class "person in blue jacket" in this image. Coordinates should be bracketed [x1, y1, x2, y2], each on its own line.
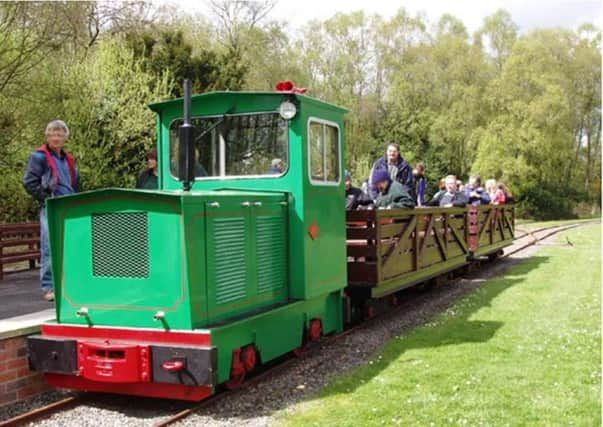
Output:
[23, 120, 80, 302]
[464, 175, 490, 206]
[426, 175, 467, 207]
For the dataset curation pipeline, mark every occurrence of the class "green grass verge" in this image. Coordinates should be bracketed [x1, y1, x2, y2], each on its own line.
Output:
[278, 224, 601, 426]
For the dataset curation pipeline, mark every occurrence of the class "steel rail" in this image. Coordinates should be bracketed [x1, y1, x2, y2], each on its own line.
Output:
[504, 221, 598, 258]
[0, 396, 82, 427]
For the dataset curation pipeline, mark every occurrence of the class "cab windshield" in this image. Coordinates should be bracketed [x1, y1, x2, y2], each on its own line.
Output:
[169, 112, 288, 179]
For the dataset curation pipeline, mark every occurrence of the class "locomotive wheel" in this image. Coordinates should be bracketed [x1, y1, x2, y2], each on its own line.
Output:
[294, 327, 308, 357]
[241, 345, 257, 372]
[225, 372, 246, 390]
[294, 319, 322, 356]
[293, 345, 306, 358]
[225, 348, 246, 390]
[309, 318, 322, 342]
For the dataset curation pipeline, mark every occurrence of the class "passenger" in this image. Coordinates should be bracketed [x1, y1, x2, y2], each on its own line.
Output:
[368, 143, 414, 200]
[371, 169, 416, 209]
[413, 162, 427, 206]
[499, 182, 513, 204]
[426, 175, 468, 207]
[344, 170, 363, 211]
[439, 178, 446, 191]
[136, 149, 158, 189]
[428, 178, 447, 202]
[360, 179, 370, 196]
[485, 179, 497, 201]
[267, 158, 284, 175]
[170, 147, 208, 177]
[23, 120, 80, 302]
[457, 179, 464, 192]
[194, 148, 208, 177]
[464, 175, 490, 206]
[491, 185, 507, 205]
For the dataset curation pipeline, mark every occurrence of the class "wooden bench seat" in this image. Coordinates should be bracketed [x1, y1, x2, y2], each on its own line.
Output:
[0, 223, 40, 280]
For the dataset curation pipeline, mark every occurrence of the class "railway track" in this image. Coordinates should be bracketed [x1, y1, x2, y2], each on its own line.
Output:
[0, 396, 82, 427]
[507, 221, 597, 257]
[1, 221, 595, 427]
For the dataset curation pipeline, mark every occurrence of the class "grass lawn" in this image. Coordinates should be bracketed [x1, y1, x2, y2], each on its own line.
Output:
[278, 224, 601, 426]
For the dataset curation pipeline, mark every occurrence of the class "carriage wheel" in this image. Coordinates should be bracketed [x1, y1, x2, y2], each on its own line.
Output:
[391, 295, 399, 306]
[365, 304, 375, 320]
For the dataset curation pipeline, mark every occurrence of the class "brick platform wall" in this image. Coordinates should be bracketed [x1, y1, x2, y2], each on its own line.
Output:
[0, 335, 49, 407]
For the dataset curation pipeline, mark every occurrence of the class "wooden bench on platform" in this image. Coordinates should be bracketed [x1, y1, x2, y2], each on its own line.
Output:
[0, 223, 40, 280]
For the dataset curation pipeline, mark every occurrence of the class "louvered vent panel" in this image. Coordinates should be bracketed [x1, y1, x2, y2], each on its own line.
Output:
[213, 217, 247, 304]
[256, 216, 285, 293]
[91, 212, 149, 278]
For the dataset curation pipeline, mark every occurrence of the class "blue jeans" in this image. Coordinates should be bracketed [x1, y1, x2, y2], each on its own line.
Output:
[40, 207, 53, 292]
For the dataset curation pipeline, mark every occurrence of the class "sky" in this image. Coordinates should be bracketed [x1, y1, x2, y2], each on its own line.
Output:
[178, 0, 601, 33]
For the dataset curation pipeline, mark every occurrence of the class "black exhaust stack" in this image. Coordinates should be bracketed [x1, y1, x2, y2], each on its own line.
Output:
[178, 79, 196, 191]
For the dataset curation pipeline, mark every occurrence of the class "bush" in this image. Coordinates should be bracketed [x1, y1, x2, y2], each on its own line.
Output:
[515, 186, 584, 220]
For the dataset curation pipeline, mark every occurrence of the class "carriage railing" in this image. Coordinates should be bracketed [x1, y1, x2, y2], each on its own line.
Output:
[470, 205, 515, 257]
[345, 205, 515, 290]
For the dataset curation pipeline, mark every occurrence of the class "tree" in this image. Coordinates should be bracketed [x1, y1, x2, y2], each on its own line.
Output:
[0, 2, 66, 94]
[475, 9, 518, 71]
[208, 0, 276, 90]
[126, 28, 221, 96]
[472, 28, 594, 218]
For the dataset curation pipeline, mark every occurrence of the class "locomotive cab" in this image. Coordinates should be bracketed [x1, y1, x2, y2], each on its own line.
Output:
[28, 87, 350, 400]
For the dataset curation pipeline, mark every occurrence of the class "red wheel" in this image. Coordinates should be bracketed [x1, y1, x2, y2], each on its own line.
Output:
[224, 348, 246, 390]
[365, 305, 375, 319]
[309, 318, 322, 342]
[241, 345, 257, 372]
[294, 325, 309, 357]
[225, 371, 245, 390]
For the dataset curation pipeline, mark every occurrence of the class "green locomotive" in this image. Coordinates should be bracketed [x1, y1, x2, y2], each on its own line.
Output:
[27, 82, 514, 400]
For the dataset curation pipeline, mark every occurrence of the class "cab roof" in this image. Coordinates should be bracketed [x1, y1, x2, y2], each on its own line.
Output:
[148, 91, 348, 114]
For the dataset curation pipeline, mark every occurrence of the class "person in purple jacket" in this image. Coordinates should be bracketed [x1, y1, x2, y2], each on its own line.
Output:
[413, 162, 426, 206]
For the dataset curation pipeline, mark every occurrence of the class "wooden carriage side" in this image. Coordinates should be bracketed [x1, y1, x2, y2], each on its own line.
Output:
[346, 207, 470, 298]
[468, 205, 515, 258]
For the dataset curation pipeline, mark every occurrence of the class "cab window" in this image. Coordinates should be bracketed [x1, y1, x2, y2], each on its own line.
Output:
[169, 112, 288, 178]
[308, 120, 340, 184]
